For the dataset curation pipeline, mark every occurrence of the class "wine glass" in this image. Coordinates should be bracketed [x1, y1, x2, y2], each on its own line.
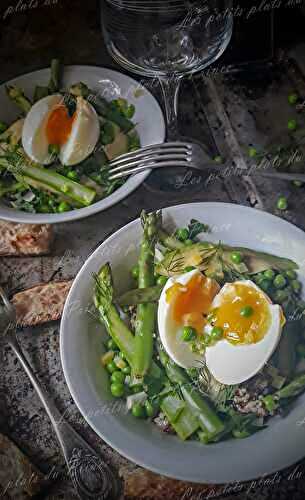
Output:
[100, 0, 233, 140]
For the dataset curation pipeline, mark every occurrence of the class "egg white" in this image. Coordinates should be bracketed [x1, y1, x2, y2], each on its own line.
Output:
[158, 269, 206, 369]
[60, 97, 100, 166]
[22, 94, 63, 165]
[21, 95, 100, 167]
[205, 281, 283, 385]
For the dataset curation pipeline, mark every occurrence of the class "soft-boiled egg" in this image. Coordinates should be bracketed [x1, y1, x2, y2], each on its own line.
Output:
[204, 280, 284, 385]
[158, 272, 285, 386]
[22, 94, 100, 166]
[158, 269, 220, 368]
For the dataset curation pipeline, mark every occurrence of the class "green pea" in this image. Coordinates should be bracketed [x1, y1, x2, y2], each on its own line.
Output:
[106, 361, 117, 374]
[259, 279, 272, 292]
[240, 306, 254, 318]
[297, 344, 305, 357]
[119, 351, 126, 359]
[285, 270, 297, 280]
[132, 403, 146, 418]
[291, 280, 302, 293]
[277, 196, 288, 211]
[248, 147, 257, 158]
[157, 276, 168, 287]
[230, 251, 243, 264]
[254, 273, 265, 284]
[288, 93, 298, 105]
[57, 201, 71, 213]
[210, 326, 224, 340]
[111, 371, 125, 384]
[67, 170, 79, 181]
[107, 339, 118, 351]
[184, 266, 196, 273]
[293, 180, 303, 188]
[131, 265, 139, 280]
[274, 289, 289, 304]
[110, 383, 125, 398]
[185, 239, 194, 246]
[0, 121, 8, 133]
[287, 119, 297, 131]
[122, 365, 131, 375]
[144, 400, 158, 418]
[176, 228, 189, 241]
[264, 269, 275, 280]
[273, 274, 287, 289]
[182, 326, 197, 342]
[48, 143, 60, 156]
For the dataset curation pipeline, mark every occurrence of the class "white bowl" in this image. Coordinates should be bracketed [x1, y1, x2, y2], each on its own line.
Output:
[0, 65, 165, 223]
[60, 202, 305, 483]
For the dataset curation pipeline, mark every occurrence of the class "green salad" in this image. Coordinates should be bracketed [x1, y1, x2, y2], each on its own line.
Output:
[93, 211, 305, 443]
[0, 59, 140, 214]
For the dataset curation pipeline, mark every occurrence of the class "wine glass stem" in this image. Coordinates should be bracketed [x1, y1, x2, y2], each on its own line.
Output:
[159, 77, 182, 141]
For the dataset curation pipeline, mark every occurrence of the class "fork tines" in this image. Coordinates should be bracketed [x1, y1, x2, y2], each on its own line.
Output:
[108, 142, 192, 180]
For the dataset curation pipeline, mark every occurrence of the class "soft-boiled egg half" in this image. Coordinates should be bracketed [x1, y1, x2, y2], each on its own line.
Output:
[158, 269, 220, 368]
[22, 94, 100, 166]
[158, 271, 285, 385]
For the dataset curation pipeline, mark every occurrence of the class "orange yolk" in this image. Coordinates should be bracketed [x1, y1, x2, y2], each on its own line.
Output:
[212, 284, 271, 345]
[166, 274, 220, 333]
[46, 105, 75, 146]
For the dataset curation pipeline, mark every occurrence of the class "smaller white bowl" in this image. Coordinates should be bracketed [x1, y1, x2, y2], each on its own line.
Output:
[0, 65, 165, 223]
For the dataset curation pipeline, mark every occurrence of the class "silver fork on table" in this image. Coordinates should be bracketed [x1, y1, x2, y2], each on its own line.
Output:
[0, 286, 121, 500]
[108, 141, 305, 183]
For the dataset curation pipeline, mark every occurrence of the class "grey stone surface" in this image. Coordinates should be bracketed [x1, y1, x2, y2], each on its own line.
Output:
[1, 1, 305, 499]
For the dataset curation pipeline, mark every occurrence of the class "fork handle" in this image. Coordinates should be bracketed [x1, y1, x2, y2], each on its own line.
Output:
[8, 336, 121, 500]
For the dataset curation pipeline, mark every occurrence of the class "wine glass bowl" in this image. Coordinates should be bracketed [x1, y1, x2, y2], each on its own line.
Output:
[101, 0, 233, 78]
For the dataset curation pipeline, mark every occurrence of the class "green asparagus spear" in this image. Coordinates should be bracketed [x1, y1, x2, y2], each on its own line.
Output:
[6, 85, 32, 114]
[158, 347, 225, 439]
[48, 58, 62, 93]
[94, 263, 136, 366]
[117, 285, 162, 307]
[263, 373, 305, 411]
[0, 150, 96, 206]
[161, 396, 200, 440]
[133, 211, 161, 379]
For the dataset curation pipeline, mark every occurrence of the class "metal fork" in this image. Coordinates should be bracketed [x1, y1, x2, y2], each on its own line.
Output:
[108, 142, 209, 180]
[0, 285, 121, 500]
[108, 142, 305, 183]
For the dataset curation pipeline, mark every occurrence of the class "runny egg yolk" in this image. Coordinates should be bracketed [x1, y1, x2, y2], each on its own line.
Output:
[46, 105, 76, 146]
[211, 284, 271, 345]
[166, 274, 220, 333]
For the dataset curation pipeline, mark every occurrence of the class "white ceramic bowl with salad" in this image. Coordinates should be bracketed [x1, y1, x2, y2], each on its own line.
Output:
[0, 61, 165, 223]
[61, 202, 305, 483]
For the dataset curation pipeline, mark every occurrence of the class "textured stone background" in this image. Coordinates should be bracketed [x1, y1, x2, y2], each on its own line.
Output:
[1, 1, 305, 499]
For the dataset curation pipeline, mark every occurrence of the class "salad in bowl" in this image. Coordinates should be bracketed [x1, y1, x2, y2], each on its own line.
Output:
[92, 210, 305, 444]
[0, 60, 141, 216]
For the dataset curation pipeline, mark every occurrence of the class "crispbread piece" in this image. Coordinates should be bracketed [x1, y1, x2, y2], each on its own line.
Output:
[12, 280, 73, 327]
[0, 222, 53, 256]
[0, 433, 47, 498]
